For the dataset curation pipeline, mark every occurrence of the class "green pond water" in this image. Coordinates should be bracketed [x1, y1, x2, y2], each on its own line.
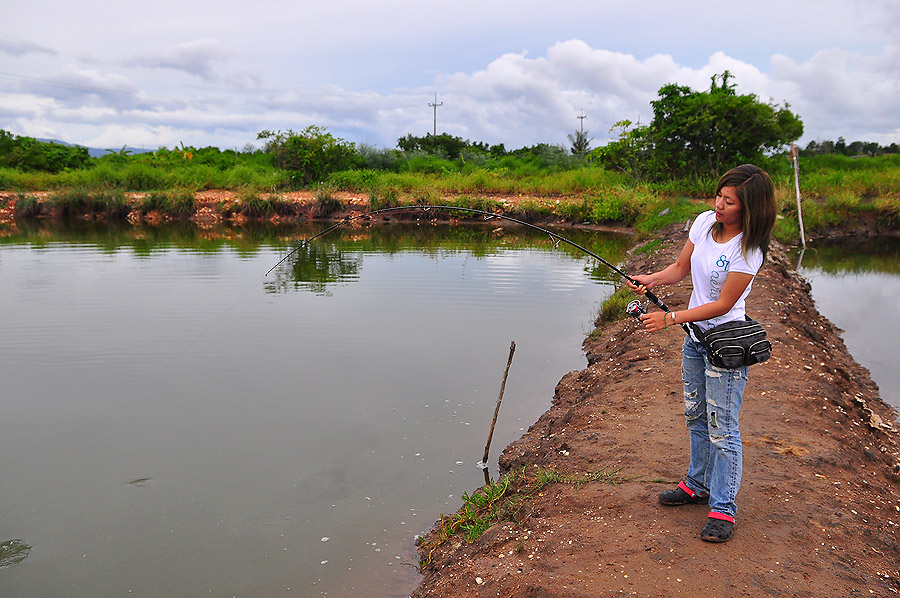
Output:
[1, 220, 894, 598]
[791, 236, 900, 412]
[0, 220, 627, 597]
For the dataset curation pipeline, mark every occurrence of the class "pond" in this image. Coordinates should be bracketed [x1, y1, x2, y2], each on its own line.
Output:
[791, 236, 900, 415]
[0, 220, 629, 597]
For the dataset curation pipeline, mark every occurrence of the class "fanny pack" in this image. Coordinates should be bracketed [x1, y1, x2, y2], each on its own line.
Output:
[689, 316, 771, 368]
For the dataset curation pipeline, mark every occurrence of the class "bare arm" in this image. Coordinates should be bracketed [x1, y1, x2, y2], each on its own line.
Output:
[639, 271, 755, 333]
[625, 238, 756, 332]
[627, 239, 693, 291]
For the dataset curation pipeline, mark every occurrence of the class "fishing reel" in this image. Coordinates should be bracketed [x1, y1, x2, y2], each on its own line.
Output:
[625, 299, 650, 320]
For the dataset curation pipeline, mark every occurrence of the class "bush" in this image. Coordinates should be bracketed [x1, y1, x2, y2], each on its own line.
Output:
[358, 145, 403, 171]
[0, 129, 91, 172]
[258, 126, 361, 186]
[313, 184, 342, 217]
[13, 194, 43, 218]
[585, 189, 641, 225]
[326, 169, 379, 192]
[368, 186, 400, 211]
[596, 286, 633, 325]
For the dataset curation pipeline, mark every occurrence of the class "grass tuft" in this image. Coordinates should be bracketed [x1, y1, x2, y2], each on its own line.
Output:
[417, 465, 625, 571]
[596, 286, 634, 325]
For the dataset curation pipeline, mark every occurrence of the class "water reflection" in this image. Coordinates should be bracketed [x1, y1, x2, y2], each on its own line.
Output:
[1, 220, 633, 279]
[265, 221, 632, 293]
[790, 236, 900, 412]
[791, 235, 900, 274]
[266, 243, 363, 295]
[0, 219, 626, 598]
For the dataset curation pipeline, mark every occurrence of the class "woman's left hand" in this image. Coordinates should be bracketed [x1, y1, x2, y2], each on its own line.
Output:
[639, 311, 670, 333]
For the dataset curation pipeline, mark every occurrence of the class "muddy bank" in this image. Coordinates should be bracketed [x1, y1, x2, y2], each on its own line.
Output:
[413, 223, 900, 597]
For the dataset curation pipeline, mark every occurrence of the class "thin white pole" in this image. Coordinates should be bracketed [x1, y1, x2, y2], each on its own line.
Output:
[791, 143, 807, 249]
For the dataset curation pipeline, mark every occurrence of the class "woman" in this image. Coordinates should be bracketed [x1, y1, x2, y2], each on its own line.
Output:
[628, 164, 776, 543]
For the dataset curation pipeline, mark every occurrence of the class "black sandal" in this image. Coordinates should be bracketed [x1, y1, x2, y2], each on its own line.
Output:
[658, 481, 708, 506]
[700, 514, 735, 543]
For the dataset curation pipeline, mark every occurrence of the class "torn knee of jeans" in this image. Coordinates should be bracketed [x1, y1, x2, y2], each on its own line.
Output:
[709, 410, 718, 428]
[705, 368, 723, 378]
[684, 400, 703, 420]
[709, 433, 727, 443]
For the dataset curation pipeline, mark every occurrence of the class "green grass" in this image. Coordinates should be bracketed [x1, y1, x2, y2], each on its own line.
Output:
[596, 286, 635, 325]
[312, 183, 342, 217]
[417, 465, 626, 570]
[138, 189, 195, 218]
[3, 152, 900, 235]
[47, 187, 128, 218]
[633, 195, 709, 237]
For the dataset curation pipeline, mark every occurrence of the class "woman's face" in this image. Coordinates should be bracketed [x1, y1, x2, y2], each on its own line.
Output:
[715, 186, 743, 228]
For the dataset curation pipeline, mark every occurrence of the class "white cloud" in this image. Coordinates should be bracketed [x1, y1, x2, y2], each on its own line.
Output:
[0, 38, 57, 57]
[1, 1, 898, 150]
[126, 39, 226, 80]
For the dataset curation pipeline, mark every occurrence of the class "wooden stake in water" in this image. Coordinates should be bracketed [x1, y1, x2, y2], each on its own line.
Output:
[791, 143, 807, 249]
[479, 341, 516, 469]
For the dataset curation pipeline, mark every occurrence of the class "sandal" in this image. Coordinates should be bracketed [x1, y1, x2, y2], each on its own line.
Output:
[700, 513, 735, 543]
[658, 481, 708, 506]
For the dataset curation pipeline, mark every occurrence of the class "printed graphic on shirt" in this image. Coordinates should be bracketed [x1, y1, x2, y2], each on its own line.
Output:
[708, 254, 730, 303]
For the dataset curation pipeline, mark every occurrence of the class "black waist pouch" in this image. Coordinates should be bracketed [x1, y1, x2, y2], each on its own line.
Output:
[690, 316, 771, 368]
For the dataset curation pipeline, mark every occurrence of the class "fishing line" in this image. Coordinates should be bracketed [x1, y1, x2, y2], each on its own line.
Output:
[267, 204, 686, 331]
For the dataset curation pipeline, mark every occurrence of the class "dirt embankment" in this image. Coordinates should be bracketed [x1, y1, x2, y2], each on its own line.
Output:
[413, 223, 900, 598]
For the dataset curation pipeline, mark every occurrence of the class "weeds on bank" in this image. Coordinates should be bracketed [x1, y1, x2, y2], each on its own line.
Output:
[12, 194, 42, 218]
[417, 465, 625, 571]
[47, 188, 129, 219]
[313, 183, 342, 217]
[595, 286, 634, 326]
[139, 189, 195, 219]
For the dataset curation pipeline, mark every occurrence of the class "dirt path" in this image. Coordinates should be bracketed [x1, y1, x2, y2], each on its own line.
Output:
[413, 223, 900, 597]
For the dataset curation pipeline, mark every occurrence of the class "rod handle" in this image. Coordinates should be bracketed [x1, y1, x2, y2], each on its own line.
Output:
[643, 289, 669, 312]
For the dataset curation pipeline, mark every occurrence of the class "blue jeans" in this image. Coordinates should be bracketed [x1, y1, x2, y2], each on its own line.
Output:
[681, 335, 748, 519]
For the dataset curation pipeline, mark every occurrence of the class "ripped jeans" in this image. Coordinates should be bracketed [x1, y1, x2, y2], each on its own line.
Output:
[681, 334, 748, 519]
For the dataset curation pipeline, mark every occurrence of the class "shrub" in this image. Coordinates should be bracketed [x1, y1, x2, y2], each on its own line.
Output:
[13, 194, 43, 218]
[168, 189, 195, 218]
[596, 286, 633, 325]
[368, 186, 400, 211]
[313, 183, 342, 217]
[258, 126, 361, 186]
[236, 189, 271, 218]
[326, 169, 379, 192]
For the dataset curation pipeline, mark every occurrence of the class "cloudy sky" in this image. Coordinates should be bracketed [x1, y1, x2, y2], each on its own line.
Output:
[1, 0, 898, 152]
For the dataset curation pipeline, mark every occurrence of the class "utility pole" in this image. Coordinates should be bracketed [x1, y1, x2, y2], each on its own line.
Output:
[428, 92, 443, 136]
[577, 110, 587, 134]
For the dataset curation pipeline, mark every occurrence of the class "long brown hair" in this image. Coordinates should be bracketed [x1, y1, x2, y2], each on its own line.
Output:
[710, 164, 776, 263]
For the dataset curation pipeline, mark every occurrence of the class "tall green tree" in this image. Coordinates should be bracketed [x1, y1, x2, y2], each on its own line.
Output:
[0, 129, 90, 172]
[595, 72, 803, 179]
[396, 133, 470, 159]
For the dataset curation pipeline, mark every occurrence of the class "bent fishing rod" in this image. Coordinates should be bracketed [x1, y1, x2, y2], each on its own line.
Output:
[266, 204, 683, 323]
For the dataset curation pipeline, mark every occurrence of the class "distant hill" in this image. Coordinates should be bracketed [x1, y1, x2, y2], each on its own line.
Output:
[36, 138, 156, 158]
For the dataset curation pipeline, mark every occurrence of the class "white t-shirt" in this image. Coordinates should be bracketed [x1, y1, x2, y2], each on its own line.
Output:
[688, 210, 763, 332]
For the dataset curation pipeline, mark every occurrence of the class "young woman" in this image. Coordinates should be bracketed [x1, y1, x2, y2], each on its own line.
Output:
[628, 164, 776, 543]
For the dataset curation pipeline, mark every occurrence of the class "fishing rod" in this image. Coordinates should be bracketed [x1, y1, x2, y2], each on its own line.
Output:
[266, 204, 683, 323]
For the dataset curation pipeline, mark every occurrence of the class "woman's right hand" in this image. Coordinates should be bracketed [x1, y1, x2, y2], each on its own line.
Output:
[627, 275, 655, 295]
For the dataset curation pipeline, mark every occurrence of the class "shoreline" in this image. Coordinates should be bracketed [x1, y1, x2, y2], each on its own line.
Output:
[413, 224, 900, 597]
[3, 189, 899, 595]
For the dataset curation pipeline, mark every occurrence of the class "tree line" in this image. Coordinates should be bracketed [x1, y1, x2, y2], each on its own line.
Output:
[5, 71, 893, 188]
[802, 137, 898, 157]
